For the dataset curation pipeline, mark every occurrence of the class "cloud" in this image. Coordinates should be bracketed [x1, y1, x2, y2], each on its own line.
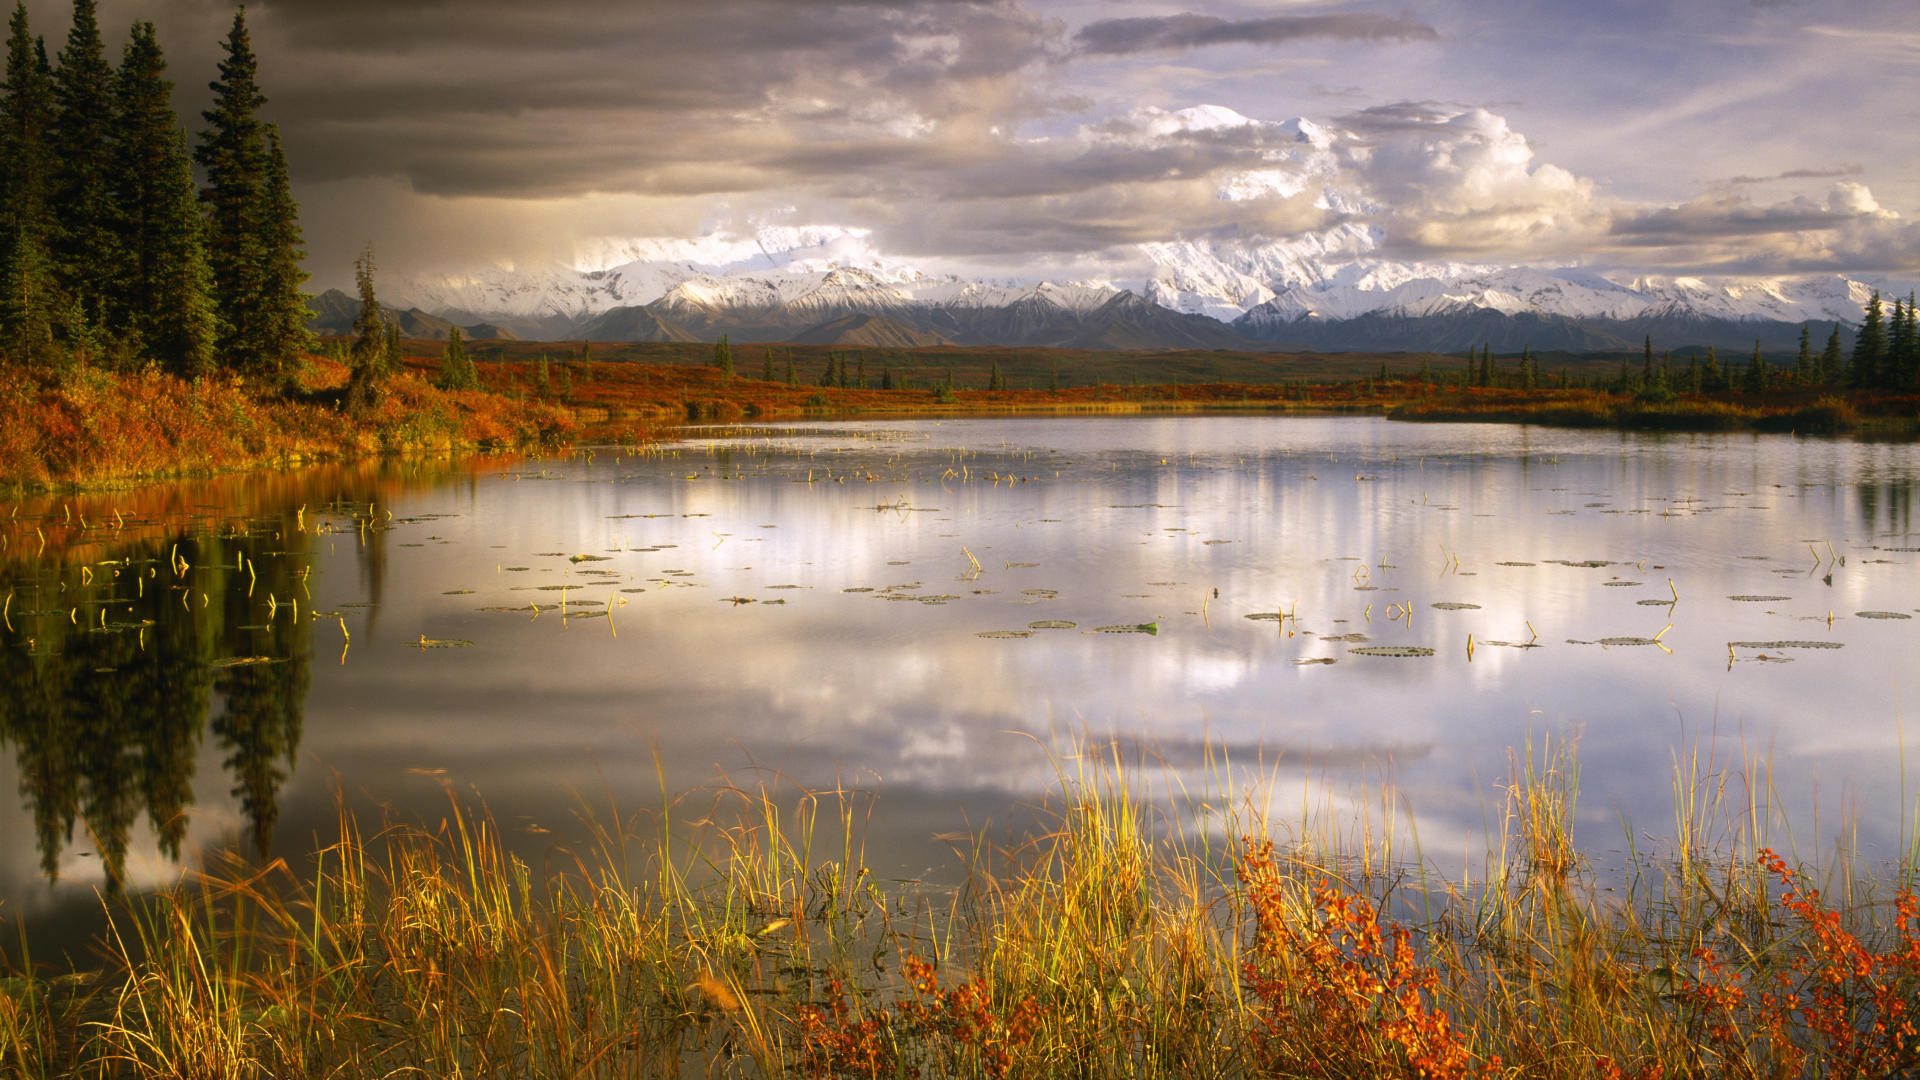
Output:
[1728, 164, 1865, 185]
[1600, 183, 1920, 274]
[1071, 11, 1438, 57]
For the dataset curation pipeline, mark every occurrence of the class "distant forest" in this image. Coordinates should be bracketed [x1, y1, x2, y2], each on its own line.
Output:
[0, 1, 309, 383]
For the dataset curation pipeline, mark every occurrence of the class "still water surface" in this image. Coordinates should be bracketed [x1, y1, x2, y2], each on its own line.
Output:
[3, 416, 1917, 940]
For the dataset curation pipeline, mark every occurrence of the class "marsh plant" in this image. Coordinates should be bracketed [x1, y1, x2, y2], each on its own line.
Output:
[2, 740, 1917, 1079]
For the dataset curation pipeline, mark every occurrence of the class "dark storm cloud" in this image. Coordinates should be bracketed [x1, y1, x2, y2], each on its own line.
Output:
[1071, 11, 1438, 57]
[234, 0, 1062, 195]
[1728, 164, 1865, 185]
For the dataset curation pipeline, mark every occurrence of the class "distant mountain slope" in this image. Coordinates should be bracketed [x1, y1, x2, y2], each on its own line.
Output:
[791, 313, 952, 347]
[307, 288, 520, 341]
[577, 305, 698, 343]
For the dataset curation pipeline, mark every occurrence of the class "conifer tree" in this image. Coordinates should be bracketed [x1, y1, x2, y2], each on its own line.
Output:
[1658, 350, 1671, 392]
[48, 0, 117, 352]
[761, 348, 773, 382]
[435, 325, 477, 390]
[989, 359, 1003, 391]
[1888, 294, 1915, 390]
[784, 355, 793, 384]
[712, 333, 731, 379]
[1477, 346, 1493, 388]
[1742, 340, 1767, 393]
[1851, 290, 1885, 389]
[111, 22, 215, 377]
[1642, 334, 1654, 389]
[1686, 357, 1700, 393]
[819, 352, 837, 388]
[1418, 357, 1431, 385]
[1049, 359, 1059, 392]
[1795, 324, 1812, 385]
[881, 361, 894, 390]
[382, 320, 402, 376]
[196, 8, 274, 376]
[1702, 346, 1723, 392]
[856, 354, 865, 389]
[1820, 324, 1844, 386]
[344, 245, 384, 412]
[1, 3, 58, 365]
[258, 125, 310, 384]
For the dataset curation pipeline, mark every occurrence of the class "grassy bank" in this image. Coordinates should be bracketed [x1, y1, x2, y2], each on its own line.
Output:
[3, 743, 1915, 1079]
[1387, 387, 1920, 434]
[0, 359, 576, 492]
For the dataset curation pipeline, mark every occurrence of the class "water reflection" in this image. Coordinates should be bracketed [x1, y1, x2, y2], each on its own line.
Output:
[0, 459, 493, 901]
[2, 420, 1918, 940]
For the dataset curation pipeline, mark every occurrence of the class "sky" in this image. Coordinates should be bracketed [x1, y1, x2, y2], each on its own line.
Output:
[22, 0, 1920, 290]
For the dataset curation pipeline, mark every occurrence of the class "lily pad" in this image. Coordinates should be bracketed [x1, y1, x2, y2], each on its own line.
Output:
[569, 554, 611, 563]
[1728, 640, 1844, 649]
[1602, 581, 1642, 587]
[1729, 595, 1791, 602]
[1856, 610, 1912, 620]
[1091, 623, 1159, 635]
[1495, 561, 1536, 567]
[442, 589, 474, 595]
[1595, 637, 1660, 646]
[1636, 599, 1674, 606]
[1292, 657, 1337, 665]
[1027, 620, 1077, 629]
[1244, 612, 1287, 622]
[1430, 602, 1481, 610]
[1320, 632, 1371, 643]
[1348, 646, 1435, 657]
[411, 637, 474, 649]
[976, 630, 1034, 639]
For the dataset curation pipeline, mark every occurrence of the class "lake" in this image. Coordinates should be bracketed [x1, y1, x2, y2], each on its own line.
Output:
[3, 415, 1917, 953]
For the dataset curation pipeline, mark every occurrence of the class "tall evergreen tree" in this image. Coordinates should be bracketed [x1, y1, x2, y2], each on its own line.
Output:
[435, 324, 476, 390]
[1742, 340, 1767, 394]
[1702, 346, 1723, 392]
[343, 245, 383, 413]
[1888, 294, 1916, 390]
[195, 8, 272, 376]
[761, 348, 773, 382]
[111, 22, 215, 377]
[1, 3, 57, 365]
[258, 124, 310, 384]
[712, 333, 731, 379]
[1850, 290, 1885, 389]
[1642, 334, 1654, 388]
[48, 0, 117, 353]
[1795, 324, 1812, 385]
[1820, 324, 1844, 386]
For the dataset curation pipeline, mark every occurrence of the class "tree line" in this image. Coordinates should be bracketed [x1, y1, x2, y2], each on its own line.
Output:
[0, 1, 308, 385]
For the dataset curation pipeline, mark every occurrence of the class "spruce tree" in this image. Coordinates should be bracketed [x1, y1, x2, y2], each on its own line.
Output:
[1642, 334, 1654, 389]
[48, 0, 117, 354]
[712, 333, 731, 379]
[111, 23, 215, 377]
[344, 245, 384, 413]
[1742, 341, 1767, 394]
[1820, 324, 1844, 386]
[435, 325, 476, 390]
[1477, 346, 1493, 388]
[258, 125, 311, 385]
[196, 8, 272, 376]
[881, 361, 893, 390]
[856, 354, 865, 389]
[1, 3, 58, 366]
[1888, 294, 1915, 390]
[761, 348, 773, 381]
[989, 359, 1003, 391]
[1702, 346, 1723, 392]
[784, 355, 793, 384]
[1851, 290, 1885, 389]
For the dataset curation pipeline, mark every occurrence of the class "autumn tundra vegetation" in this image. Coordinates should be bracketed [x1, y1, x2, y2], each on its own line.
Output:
[2, 741, 1917, 1078]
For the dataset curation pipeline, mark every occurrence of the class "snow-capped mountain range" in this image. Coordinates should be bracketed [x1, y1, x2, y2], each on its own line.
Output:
[367, 221, 1908, 352]
[370, 105, 1913, 352]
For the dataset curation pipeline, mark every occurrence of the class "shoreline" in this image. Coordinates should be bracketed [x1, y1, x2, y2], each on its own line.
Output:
[6, 357, 1915, 495]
